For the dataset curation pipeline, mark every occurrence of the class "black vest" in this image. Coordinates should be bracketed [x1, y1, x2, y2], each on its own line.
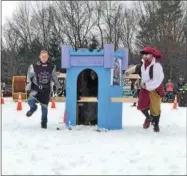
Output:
[32, 61, 54, 105]
[135, 61, 154, 79]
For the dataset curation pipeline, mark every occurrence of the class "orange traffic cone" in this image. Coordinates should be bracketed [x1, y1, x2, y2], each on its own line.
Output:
[51, 98, 56, 109]
[17, 93, 23, 111]
[172, 95, 178, 109]
[1, 92, 5, 104]
[63, 110, 66, 123]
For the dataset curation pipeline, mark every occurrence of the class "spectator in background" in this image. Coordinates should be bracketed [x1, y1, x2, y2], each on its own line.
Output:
[183, 83, 187, 91]
[178, 83, 187, 107]
[165, 79, 174, 99]
[178, 75, 185, 90]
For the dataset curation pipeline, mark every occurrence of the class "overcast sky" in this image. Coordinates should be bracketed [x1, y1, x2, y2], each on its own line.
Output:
[2, 1, 133, 25]
[2, 1, 19, 25]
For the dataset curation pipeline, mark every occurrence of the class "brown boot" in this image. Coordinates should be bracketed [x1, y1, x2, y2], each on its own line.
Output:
[26, 111, 33, 117]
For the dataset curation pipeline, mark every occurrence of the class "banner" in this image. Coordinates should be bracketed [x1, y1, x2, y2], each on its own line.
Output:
[111, 58, 121, 86]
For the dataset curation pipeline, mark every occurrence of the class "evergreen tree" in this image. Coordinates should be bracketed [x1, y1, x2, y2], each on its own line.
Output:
[136, 1, 183, 81]
[30, 37, 43, 63]
[136, 1, 182, 49]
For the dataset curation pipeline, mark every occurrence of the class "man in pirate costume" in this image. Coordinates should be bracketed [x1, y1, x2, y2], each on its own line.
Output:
[125, 47, 165, 132]
[25, 50, 58, 129]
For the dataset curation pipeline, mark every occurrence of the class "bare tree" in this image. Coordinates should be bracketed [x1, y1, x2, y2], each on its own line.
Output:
[120, 7, 139, 62]
[2, 2, 34, 79]
[54, 1, 96, 49]
[47, 3, 66, 45]
[98, 1, 124, 50]
[94, 1, 105, 48]
[1, 40, 20, 83]
[2, 0, 187, 83]
[134, 1, 186, 81]
[7, 2, 34, 49]
[31, 1, 55, 49]
[2, 24, 20, 52]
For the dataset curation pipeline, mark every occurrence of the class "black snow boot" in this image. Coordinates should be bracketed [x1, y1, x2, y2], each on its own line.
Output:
[141, 109, 152, 129]
[152, 115, 160, 132]
[41, 123, 47, 129]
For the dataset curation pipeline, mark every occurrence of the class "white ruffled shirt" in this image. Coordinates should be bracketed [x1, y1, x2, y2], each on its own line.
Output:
[141, 58, 164, 91]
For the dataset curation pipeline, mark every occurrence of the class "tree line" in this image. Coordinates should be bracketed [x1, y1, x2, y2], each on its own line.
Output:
[1, 1, 187, 84]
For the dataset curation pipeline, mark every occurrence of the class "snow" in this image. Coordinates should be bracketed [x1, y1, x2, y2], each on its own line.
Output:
[2, 98, 187, 175]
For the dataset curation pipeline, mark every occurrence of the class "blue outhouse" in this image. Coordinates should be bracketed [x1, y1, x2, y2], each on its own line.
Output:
[61, 44, 128, 130]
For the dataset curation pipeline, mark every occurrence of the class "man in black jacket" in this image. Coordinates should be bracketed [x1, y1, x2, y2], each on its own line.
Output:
[25, 50, 58, 129]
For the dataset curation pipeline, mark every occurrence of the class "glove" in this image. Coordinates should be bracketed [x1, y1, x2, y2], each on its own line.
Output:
[140, 82, 146, 89]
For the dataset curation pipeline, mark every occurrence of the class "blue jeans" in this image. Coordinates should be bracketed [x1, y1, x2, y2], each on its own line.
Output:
[28, 98, 48, 125]
[167, 92, 173, 99]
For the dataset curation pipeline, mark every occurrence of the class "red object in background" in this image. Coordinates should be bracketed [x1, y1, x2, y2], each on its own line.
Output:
[17, 93, 23, 111]
[172, 95, 178, 109]
[3, 92, 12, 97]
[51, 99, 56, 108]
[1, 93, 5, 104]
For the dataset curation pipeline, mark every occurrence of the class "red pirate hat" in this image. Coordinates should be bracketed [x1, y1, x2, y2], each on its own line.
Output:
[153, 49, 163, 60]
[140, 46, 155, 55]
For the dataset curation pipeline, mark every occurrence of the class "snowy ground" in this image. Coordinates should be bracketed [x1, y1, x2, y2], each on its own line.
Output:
[2, 98, 187, 175]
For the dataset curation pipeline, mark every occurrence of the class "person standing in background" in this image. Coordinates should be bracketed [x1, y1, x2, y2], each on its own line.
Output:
[178, 75, 185, 90]
[166, 79, 174, 99]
